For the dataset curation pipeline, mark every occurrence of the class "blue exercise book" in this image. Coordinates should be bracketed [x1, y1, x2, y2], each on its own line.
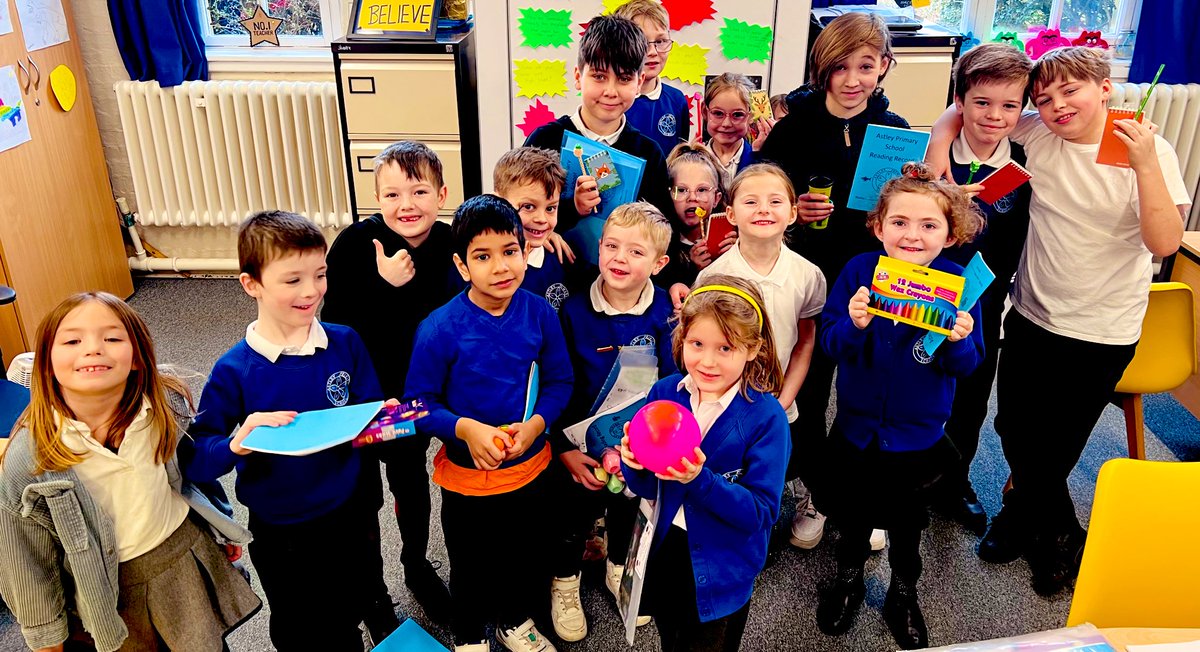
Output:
[240, 401, 385, 456]
[920, 252, 995, 355]
[559, 130, 647, 266]
[846, 124, 931, 211]
[373, 619, 448, 651]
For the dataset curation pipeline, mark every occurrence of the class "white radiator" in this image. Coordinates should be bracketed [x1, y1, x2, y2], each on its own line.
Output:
[1109, 83, 1200, 227]
[115, 80, 352, 229]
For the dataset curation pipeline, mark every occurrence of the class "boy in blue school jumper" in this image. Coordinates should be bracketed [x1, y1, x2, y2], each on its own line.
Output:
[404, 195, 574, 652]
[929, 44, 1034, 536]
[524, 15, 673, 263]
[614, 0, 692, 158]
[322, 140, 455, 628]
[182, 211, 388, 651]
[546, 202, 677, 642]
[494, 146, 574, 310]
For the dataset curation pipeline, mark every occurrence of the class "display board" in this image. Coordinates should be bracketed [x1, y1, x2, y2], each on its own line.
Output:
[505, 0, 780, 146]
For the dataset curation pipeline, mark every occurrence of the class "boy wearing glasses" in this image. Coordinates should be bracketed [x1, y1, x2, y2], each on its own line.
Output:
[614, 0, 691, 158]
[524, 15, 673, 265]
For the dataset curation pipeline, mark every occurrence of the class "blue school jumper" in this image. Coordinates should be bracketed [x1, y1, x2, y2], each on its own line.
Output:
[627, 82, 691, 158]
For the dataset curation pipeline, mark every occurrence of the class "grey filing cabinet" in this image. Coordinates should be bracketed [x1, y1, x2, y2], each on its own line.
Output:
[332, 30, 481, 221]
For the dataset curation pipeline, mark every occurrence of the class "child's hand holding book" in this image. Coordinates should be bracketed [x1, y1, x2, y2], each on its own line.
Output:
[574, 175, 601, 214]
[947, 310, 974, 343]
[1112, 117, 1160, 171]
[229, 411, 298, 455]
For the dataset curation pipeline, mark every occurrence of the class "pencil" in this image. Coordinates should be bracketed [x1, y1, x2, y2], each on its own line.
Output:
[1133, 64, 1165, 122]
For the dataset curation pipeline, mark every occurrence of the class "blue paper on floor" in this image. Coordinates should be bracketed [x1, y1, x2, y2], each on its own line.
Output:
[373, 619, 447, 651]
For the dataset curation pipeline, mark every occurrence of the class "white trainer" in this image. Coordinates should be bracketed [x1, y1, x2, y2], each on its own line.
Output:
[606, 560, 651, 626]
[789, 495, 827, 549]
[870, 528, 888, 552]
[549, 574, 587, 642]
[497, 618, 556, 652]
[454, 642, 489, 652]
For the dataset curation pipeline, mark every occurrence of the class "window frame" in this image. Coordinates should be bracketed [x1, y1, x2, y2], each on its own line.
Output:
[959, 0, 1143, 59]
[198, 0, 343, 50]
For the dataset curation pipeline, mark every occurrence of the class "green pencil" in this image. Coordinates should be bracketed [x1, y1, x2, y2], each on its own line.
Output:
[966, 160, 981, 184]
[1133, 64, 1165, 122]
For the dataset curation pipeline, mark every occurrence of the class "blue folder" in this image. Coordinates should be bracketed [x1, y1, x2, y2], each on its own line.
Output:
[240, 401, 385, 456]
[559, 131, 647, 265]
[373, 619, 448, 651]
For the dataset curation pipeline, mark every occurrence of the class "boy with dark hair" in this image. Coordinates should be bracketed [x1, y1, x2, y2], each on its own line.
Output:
[524, 14, 673, 263]
[493, 146, 572, 310]
[929, 46, 1191, 595]
[322, 140, 455, 631]
[613, 0, 691, 157]
[405, 194, 574, 652]
[930, 43, 1034, 536]
[184, 210, 389, 651]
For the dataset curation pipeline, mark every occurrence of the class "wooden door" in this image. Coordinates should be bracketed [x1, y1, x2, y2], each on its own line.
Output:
[0, 0, 132, 367]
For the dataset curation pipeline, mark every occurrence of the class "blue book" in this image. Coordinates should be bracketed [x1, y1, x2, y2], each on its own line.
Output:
[373, 619, 448, 651]
[559, 130, 647, 266]
[920, 252, 995, 355]
[846, 124, 931, 211]
[240, 401, 385, 456]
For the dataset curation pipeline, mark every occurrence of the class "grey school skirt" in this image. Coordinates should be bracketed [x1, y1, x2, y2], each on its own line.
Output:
[112, 513, 261, 651]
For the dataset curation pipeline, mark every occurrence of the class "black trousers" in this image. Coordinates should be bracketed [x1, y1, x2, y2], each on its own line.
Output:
[249, 492, 377, 652]
[836, 521, 924, 582]
[993, 310, 1137, 534]
[547, 460, 639, 578]
[791, 344, 836, 485]
[440, 472, 552, 644]
[643, 526, 750, 652]
[939, 291, 1006, 496]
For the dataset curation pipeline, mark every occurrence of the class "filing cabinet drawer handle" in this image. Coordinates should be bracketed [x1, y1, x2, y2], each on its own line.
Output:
[357, 156, 375, 173]
[348, 76, 376, 94]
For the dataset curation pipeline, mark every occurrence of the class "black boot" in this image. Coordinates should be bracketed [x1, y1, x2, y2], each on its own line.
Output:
[1028, 527, 1085, 597]
[883, 575, 928, 650]
[977, 505, 1028, 564]
[405, 559, 453, 625]
[816, 566, 865, 635]
[933, 484, 988, 537]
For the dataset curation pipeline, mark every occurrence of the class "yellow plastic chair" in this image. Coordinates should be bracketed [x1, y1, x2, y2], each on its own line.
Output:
[1113, 282, 1198, 459]
[1067, 458, 1200, 627]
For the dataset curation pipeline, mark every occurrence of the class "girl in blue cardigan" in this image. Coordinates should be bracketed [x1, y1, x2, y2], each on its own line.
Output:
[620, 274, 790, 651]
[816, 163, 985, 649]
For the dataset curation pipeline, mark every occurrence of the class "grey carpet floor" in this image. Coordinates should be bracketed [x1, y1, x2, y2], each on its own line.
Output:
[0, 278, 1186, 652]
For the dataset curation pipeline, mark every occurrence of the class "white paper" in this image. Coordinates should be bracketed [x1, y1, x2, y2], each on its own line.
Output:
[15, 0, 69, 52]
[0, 2, 14, 36]
[620, 492, 659, 646]
[1127, 642, 1200, 652]
[562, 392, 646, 452]
[0, 66, 32, 154]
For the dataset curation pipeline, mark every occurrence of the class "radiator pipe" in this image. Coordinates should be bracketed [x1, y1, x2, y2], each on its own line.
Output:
[116, 197, 147, 261]
[127, 257, 240, 273]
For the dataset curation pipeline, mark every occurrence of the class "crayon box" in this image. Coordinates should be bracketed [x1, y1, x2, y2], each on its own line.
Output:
[867, 256, 965, 336]
[351, 398, 429, 447]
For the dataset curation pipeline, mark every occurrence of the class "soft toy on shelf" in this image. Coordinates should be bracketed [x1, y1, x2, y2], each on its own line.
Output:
[1071, 30, 1109, 49]
[1026, 27, 1073, 59]
[991, 31, 1024, 50]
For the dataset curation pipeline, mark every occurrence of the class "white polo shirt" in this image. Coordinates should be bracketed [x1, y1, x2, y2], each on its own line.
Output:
[60, 401, 190, 561]
[697, 241, 827, 421]
[1008, 113, 1191, 344]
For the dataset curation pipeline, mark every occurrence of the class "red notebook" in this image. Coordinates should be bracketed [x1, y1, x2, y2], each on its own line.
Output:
[1096, 108, 1137, 168]
[976, 161, 1033, 205]
[705, 212, 734, 258]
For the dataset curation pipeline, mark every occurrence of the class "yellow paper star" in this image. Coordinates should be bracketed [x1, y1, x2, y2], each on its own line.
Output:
[241, 5, 283, 47]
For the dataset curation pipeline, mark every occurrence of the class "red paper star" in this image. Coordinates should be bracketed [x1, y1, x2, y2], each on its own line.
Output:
[578, 21, 590, 38]
[517, 100, 558, 138]
[661, 0, 715, 31]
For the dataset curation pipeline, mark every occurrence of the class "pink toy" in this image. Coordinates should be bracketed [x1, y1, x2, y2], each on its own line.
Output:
[1025, 28, 1072, 60]
[602, 447, 622, 475]
[627, 400, 701, 475]
[1071, 30, 1109, 49]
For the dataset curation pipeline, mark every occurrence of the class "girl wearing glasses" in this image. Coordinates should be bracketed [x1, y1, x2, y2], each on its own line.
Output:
[704, 73, 774, 178]
[665, 143, 733, 285]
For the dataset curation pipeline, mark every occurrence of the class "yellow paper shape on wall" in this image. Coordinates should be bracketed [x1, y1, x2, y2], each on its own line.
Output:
[513, 59, 568, 98]
[601, 0, 632, 14]
[660, 43, 709, 86]
[49, 64, 76, 112]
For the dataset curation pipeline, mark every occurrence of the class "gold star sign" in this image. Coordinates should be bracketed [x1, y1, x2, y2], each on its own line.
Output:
[241, 5, 283, 47]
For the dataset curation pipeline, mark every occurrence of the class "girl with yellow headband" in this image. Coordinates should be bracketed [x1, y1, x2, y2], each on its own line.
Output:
[619, 274, 789, 651]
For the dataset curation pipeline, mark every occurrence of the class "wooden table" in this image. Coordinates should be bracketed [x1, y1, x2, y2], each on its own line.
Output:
[1102, 627, 1200, 650]
[1169, 232, 1200, 419]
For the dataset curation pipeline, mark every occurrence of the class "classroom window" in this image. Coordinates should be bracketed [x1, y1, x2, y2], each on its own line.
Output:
[200, 0, 340, 47]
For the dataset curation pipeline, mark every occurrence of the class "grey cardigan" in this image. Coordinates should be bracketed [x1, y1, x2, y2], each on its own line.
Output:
[0, 392, 252, 652]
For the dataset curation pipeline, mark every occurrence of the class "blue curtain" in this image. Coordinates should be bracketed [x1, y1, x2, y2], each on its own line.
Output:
[1130, 0, 1199, 84]
[108, 0, 208, 87]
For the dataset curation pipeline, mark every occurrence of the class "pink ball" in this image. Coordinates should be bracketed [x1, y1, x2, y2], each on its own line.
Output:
[627, 400, 701, 475]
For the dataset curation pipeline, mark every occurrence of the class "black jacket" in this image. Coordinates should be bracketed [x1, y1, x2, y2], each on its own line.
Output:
[758, 86, 909, 285]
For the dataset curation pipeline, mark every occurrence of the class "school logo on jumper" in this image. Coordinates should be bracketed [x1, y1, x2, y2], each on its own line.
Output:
[658, 113, 677, 137]
[912, 338, 933, 365]
[546, 283, 569, 311]
[994, 191, 1015, 214]
[326, 371, 351, 406]
[629, 334, 656, 347]
[722, 468, 745, 484]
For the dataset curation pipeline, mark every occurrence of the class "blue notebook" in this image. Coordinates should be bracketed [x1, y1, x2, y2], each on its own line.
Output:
[846, 125, 931, 211]
[559, 130, 647, 266]
[920, 252, 995, 355]
[373, 619, 448, 651]
[240, 401, 385, 456]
